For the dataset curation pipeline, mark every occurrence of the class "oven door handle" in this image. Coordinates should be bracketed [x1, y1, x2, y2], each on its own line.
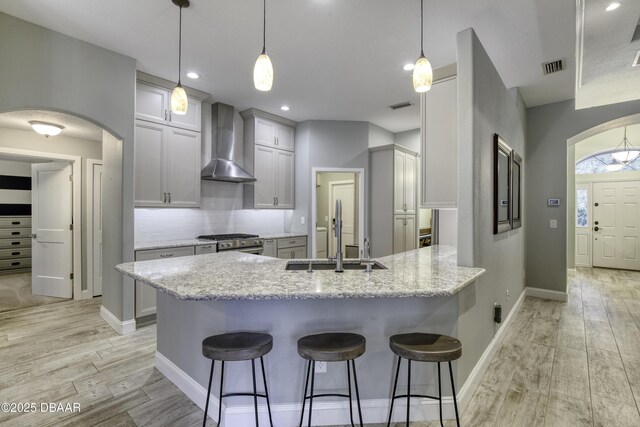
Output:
[232, 247, 264, 255]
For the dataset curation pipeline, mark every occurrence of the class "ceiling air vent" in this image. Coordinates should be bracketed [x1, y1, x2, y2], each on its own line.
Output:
[388, 101, 414, 110]
[542, 59, 564, 75]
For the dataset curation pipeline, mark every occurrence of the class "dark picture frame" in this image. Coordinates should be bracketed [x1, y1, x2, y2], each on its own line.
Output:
[494, 134, 512, 234]
[511, 151, 523, 229]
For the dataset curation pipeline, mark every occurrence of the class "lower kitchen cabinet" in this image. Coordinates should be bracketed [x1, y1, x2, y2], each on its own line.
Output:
[261, 236, 307, 259]
[393, 215, 417, 254]
[134, 246, 195, 318]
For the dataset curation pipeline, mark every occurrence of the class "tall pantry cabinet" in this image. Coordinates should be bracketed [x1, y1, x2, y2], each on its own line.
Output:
[370, 144, 419, 257]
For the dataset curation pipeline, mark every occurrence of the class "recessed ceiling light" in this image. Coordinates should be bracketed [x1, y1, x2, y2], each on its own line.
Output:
[403, 63, 415, 71]
[186, 72, 200, 79]
[29, 121, 64, 137]
[280, 106, 290, 111]
[606, 2, 621, 11]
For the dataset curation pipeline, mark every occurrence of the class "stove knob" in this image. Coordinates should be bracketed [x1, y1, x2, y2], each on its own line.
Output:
[241, 240, 246, 246]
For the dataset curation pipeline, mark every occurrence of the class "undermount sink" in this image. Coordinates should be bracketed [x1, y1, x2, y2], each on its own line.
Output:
[285, 260, 387, 271]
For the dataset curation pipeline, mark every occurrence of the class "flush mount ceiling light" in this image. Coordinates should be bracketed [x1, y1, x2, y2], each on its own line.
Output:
[29, 121, 64, 137]
[280, 105, 290, 111]
[611, 126, 640, 163]
[170, 0, 189, 115]
[186, 71, 200, 79]
[403, 63, 415, 71]
[413, 0, 433, 93]
[254, 0, 273, 91]
[606, 2, 622, 11]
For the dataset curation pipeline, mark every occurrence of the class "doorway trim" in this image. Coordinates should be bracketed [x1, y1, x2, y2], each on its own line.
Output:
[0, 147, 83, 300]
[311, 167, 365, 258]
[86, 158, 103, 298]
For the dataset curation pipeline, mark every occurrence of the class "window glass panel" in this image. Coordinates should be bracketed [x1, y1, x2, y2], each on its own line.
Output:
[576, 189, 588, 227]
[576, 150, 640, 174]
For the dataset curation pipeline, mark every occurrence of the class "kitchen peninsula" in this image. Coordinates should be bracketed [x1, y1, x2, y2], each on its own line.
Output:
[116, 245, 484, 425]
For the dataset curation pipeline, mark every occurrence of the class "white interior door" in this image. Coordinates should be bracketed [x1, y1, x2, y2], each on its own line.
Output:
[32, 162, 73, 298]
[593, 181, 640, 270]
[575, 183, 592, 267]
[329, 181, 355, 256]
[92, 163, 103, 296]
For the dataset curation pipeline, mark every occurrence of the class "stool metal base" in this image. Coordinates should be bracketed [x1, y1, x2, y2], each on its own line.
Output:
[299, 360, 363, 427]
[386, 357, 460, 427]
[203, 356, 273, 427]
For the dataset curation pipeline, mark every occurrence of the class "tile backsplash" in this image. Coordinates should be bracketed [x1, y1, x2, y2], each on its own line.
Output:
[135, 181, 293, 242]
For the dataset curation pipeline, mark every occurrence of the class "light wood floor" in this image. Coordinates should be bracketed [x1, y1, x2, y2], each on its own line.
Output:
[0, 272, 68, 313]
[0, 267, 639, 426]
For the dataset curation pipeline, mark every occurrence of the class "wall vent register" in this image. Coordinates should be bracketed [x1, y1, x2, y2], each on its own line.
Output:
[542, 59, 564, 75]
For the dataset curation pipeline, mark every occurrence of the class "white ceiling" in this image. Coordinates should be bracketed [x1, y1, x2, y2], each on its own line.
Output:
[576, 0, 640, 109]
[0, 110, 103, 142]
[0, 0, 576, 133]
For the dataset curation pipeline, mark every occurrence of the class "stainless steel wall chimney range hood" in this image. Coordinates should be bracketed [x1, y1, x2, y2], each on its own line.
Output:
[201, 102, 256, 182]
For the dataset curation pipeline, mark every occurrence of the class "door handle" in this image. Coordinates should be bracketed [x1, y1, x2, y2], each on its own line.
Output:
[594, 202, 599, 207]
[594, 226, 599, 231]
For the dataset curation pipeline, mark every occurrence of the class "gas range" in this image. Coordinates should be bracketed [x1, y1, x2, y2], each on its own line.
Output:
[197, 233, 264, 253]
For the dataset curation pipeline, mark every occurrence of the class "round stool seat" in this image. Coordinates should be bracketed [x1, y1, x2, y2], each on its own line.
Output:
[389, 333, 462, 362]
[202, 332, 273, 361]
[297, 332, 365, 362]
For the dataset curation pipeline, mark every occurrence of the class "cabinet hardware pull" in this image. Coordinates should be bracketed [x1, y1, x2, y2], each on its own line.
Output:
[163, 192, 167, 203]
[168, 193, 171, 203]
[164, 110, 168, 121]
[291, 250, 294, 258]
[11, 232, 19, 235]
[273, 197, 276, 206]
[11, 242, 19, 245]
[11, 252, 20, 256]
[11, 262, 20, 266]
[11, 221, 19, 225]
[169, 111, 172, 122]
[276, 196, 278, 206]
[160, 254, 174, 258]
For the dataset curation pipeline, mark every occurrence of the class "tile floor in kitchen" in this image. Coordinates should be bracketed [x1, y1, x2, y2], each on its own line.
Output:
[0, 267, 639, 426]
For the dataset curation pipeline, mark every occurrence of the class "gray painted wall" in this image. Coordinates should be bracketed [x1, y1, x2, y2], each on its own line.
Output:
[455, 29, 526, 383]
[526, 98, 640, 291]
[291, 121, 371, 251]
[0, 13, 136, 320]
[393, 128, 421, 153]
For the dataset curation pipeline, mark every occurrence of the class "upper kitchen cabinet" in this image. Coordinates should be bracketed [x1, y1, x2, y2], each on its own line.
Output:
[370, 144, 419, 257]
[421, 77, 457, 208]
[241, 109, 297, 209]
[136, 82, 201, 132]
[134, 122, 201, 207]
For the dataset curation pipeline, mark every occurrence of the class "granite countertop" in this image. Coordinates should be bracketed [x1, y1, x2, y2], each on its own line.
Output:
[116, 245, 485, 301]
[259, 232, 307, 240]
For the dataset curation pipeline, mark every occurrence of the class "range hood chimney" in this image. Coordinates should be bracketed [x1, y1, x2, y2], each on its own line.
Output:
[201, 103, 256, 182]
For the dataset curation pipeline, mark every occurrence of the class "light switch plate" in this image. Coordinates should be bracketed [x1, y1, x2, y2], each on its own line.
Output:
[550, 219, 557, 229]
[301, 216, 305, 225]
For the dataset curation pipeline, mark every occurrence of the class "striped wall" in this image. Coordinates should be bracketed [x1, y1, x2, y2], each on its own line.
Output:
[0, 160, 31, 215]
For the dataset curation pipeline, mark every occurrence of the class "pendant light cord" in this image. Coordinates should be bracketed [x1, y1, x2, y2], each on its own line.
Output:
[262, 0, 266, 54]
[420, 0, 424, 57]
[178, 5, 183, 84]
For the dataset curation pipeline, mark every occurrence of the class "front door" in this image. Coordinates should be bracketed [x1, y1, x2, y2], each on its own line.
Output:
[593, 181, 640, 270]
[31, 162, 73, 298]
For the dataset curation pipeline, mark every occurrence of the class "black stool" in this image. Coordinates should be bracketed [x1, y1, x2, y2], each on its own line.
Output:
[386, 333, 461, 427]
[297, 332, 366, 427]
[202, 332, 274, 427]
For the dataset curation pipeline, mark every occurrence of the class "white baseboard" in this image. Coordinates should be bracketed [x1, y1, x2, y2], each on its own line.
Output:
[455, 288, 526, 410]
[526, 287, 568, 302]
[100, 305, 136, 335]
[155, 351, 460, 426]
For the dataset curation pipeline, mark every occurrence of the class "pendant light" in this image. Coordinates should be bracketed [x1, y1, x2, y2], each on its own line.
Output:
[29, 121, 64, 137]
[413, 0, 433, 93]
[611, 126, 640, 163]
[171, 0, 189, 115]
[254, 0, 273, 91]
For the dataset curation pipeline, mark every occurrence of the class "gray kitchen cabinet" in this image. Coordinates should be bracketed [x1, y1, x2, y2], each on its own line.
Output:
[421, 77, 457, 208]
[136, 82, 201, 132]
[135, 246, 195, 318]
[134, 121, 201, 208]
[370, 144, 419, 257]
[241, 109, 297, 209]
[262, 239, 277, 257]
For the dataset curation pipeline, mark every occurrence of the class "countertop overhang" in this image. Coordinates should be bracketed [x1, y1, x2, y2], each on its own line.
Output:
[116, 245, 485, 301]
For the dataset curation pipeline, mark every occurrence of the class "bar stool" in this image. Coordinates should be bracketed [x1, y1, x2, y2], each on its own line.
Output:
[297, 332, 366, 427]
[386, 333, 461, 427]
[202, 332, 274, 427]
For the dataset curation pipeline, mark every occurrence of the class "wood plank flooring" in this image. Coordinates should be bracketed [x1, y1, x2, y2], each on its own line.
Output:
[0, 267, 639, 426]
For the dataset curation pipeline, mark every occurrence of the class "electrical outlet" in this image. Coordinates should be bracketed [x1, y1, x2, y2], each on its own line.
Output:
[315, 361, 327, 374]
[506, 289, 510, 300]
[550, 219, 557, 229]
[301, 216, 305, 225]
